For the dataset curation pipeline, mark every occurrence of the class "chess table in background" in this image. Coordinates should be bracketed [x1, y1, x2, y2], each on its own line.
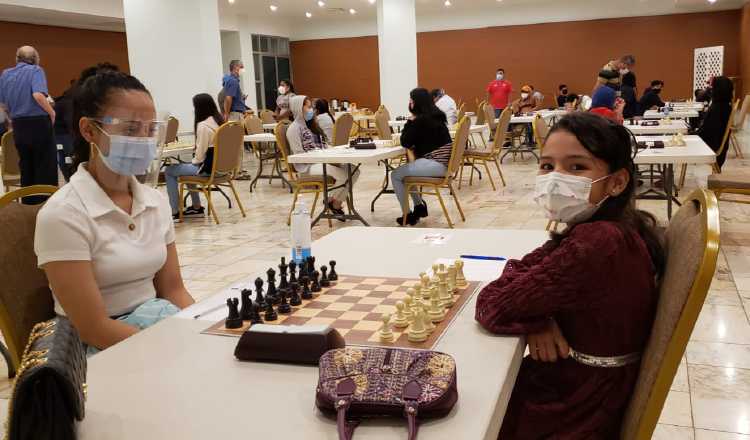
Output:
[203, 275, 481, 350]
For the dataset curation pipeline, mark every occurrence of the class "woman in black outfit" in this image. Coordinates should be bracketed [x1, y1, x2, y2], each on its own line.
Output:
[696, 76, 734, 169]
[621, 72, 639, 120]
[391, 88, 454, 226]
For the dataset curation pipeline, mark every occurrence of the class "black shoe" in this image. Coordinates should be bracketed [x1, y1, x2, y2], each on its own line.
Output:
[183, 206, 205, 217]
[327, 202, 346, 222]
[413, 202, 428, 218]
[396, 212, 420, 226]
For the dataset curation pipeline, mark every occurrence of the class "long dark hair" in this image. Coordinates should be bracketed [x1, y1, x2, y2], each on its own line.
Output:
[548, 112, 665, 278]
[193, 93, 224, 135]
[71, 69, 150, 169]
[314, 98, 335, 125]
[710, 76, 733, 106]
[409, 88, 447, 124]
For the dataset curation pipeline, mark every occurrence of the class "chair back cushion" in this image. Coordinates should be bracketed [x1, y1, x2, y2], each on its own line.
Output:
[734, 94, 749, 128]
[484, 101, 497, 130]
[475, 102, 486, 126]
[378, 105, 392, 123]
[244, 116, 263, 135]
[333, 113, 354, 146]
[374, 110, 392, 141]
[2, 130, 20, 176]
[716, 100, 739, 158]
[273, 120, 295, 176]
[447, 116, 471, 179]
[532, 114, 550, 150]
[0, 203, 55, 367]
[494, 107, 513, 151]
[212, 122, 245, 174]
[165, 116, 179, 144]
[260, 109, 276, 124]
[620, 189, 720, 439]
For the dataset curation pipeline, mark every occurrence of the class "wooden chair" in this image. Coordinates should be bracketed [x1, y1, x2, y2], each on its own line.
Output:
[729, 94, 749, 158]
[1, 131, 21, 191]
[707, 172, 750, 204]
[456, 103, 466, 125]
[178, 122, 246, 224]
[333, 113, 354, 146]
[274, 121, 333, 227]
[164, 116, 179, 145]
[620, 188, 720, 440]
[475, 101, 487, 126]
[374, 109, 400, 146]
[259, 109, 276, 124]
[532, 113, 550, 152]
[678, 99, 738, 188]
[402, 116, 470, 228]
[0, 186, 58, 378]
[483, 100, 497, 140]
[377, 105, 392, 123]
[460, 107, 510, 191]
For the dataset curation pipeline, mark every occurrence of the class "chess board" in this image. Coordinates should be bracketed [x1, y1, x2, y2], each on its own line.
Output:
[203, 275, 482, 350]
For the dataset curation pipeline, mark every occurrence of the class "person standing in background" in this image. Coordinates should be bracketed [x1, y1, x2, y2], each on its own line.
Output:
[222, 59, 247, 122]
[557, 85, 569, 108]
[275, 79, 295, 121]
[486, 68, 513, 118]
[0, 46, 57, 204]
[594, 54, 636, 94]
[620, 72, 639, 120]
[431, 88, 458, 127]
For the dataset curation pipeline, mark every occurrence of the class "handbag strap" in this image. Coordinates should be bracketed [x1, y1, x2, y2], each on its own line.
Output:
[334, 379, 421, 440]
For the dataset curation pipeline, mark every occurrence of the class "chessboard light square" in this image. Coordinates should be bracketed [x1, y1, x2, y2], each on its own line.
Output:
[358, 297, 384, 305]
[347, 289, 371, 297]
[387, 291, 407, 300]
[373, 304, 396, 314]
[338, 329, 351, 336]
[333, 283, 358, 290]
[316, 295, 339, 303]
[326, 302, 355, 311]
[306, 317, 336, 326]
[374, 284, 400, 292]
[363, 278, 388, 285]
[338, 311, 370, 321]
[293, 308, 321, 318]
[352, 320, 382, 331]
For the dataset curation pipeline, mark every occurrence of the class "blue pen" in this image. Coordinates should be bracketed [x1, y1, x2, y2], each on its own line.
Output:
[460, 255, 507, 261]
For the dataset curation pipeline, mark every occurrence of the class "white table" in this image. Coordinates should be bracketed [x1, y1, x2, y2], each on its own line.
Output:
[643, 109, 699, 119]
[244, 133, 290, 192]
[666, 102, 705, 111]
[287, 141, 405, 226]
[79, 227, 548, 440]
[508, 109, 565, 125]
[625, 120, 689, 135]
[244, 133, 276, 143]
[634, 135, 715, 217]
[262, 123, 277, 131]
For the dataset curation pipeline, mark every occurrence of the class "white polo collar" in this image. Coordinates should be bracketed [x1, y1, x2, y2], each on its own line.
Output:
[69, 163, 160, 219]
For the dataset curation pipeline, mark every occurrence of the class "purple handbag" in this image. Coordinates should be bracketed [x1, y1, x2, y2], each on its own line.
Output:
[316, 347, 458, 440]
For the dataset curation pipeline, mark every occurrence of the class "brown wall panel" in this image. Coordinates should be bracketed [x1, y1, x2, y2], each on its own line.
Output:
[0, 21, 129, 97]
[740, 3, 750, 97]
[418, 10, 741, 109]
[290, 36, 380, 109]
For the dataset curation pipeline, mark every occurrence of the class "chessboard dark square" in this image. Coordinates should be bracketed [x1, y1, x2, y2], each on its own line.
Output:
[368, 292, 389, 298]
[381, 298, 398, 306]
[337, 296, 360, 303]
[350, 303, 376, 312]
[363, 313, 382, 321]
[345, 330, 374, 342]
[304, 302, 328, 310]
[317, 310, 345, 319]
[357, 285, 378, 290]
[332, 319, 357, 329]
[282, 316, 308, 326]
[324, 289, 347, 296]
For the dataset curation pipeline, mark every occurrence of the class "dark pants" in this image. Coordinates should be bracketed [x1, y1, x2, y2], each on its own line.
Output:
[55, 133, 74, 182]
[12, 116, 58, 204]
[494, 108, 504, 119]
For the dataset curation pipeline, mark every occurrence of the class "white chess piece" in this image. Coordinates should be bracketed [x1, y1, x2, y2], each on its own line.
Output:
[393, 302, 409, 328]
[438, 277, 453, 307]
[379, 313, 395, 342]
[421, 304, 435, 334]
[447, 265, 457, 293]
[403, 296, 414, 320]
[407, 309, 427, 342]
[455, 260, 468, 288]
[429, 287, 446, 322]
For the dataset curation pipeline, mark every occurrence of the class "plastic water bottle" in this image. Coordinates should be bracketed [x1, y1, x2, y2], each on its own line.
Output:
[291, 201, 312, 265]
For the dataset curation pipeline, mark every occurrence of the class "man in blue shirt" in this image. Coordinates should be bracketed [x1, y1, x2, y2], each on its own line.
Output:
[222, 59, 247, 122]
[0, 46, 58, 203]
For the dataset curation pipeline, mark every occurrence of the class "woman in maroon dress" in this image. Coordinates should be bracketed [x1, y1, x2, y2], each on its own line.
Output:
[476, 112, 665, 439]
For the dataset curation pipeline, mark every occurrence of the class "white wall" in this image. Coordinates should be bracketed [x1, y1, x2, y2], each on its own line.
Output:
[0, 0, 123, 17]
[221, 31, 242, 74]
[288, 16, 376, 41]
[123, 0, 223, 132]
[378, 0, 417, 117]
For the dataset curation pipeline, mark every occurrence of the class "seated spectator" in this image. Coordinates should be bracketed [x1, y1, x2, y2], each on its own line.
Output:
[313, 98, 335, 143]
[557, 84, 569, 108]
[511, 85, 543, 114]
[564, 94, 579, 112]
[638, 80, 665, 113]
[589, 86, 624, 124]
[696, 76, 734, 169]
[431, 88, 458, 127]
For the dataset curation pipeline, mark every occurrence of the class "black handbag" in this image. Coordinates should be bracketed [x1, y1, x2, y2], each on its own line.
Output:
[6, 317, 87, 440]
[198, 147, 214, 176]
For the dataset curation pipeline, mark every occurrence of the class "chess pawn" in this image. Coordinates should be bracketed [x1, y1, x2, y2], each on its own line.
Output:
[320, 266, 331, 287]
[406, 288, 418, 313]
[289, 282, 302, 306]
[264, 301, 278, 321]
[421, 305, 436, 335]
[438, 263, 446, 273]
[328, 260, 338, 281]
[311, 271, 322, 293]
[300, 276, 313, 300]
[407, 310, 428, 342]
[393, 302, 409, 328]
[277, 290, 292, 314]
[403, 296, 414, 320]
[420, 273, 430, 291]
[249, 303, 264, 325]
[254, 277, 266, 308]
[266, 268, 278, 302]
[431, 263, 439, 276]
[379, 313, 395, 342]
[455, 260, 468, 288]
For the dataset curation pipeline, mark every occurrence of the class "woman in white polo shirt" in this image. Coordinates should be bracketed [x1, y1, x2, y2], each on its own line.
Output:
[34, 70, 194, 352]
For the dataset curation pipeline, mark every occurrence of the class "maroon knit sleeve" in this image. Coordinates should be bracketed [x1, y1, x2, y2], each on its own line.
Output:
[475, 222, 625, 334]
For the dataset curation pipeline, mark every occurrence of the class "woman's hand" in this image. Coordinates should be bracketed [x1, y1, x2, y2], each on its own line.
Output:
[527, 318, 570, 362]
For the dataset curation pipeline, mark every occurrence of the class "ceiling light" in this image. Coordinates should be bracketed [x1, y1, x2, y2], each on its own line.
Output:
[444, 0, 451, 6]
[269, 4, 278, 11]
[707, 0, 717, 2]
[228, 0, 235, 4]
[305, 11, 312, 17]
[317, 0, 325, 6]
[349, 8, 357, 14]
[368, 0, 376, 4]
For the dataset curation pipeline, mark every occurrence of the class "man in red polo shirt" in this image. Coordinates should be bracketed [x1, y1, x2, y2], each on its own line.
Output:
[486, 68, 512, 118]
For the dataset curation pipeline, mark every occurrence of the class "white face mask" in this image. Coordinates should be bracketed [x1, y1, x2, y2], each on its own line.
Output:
[521, 93, 529, 100]
[278, 86, 286, 95]
[619, 68, 629, 75]
[93, 133, 158, 176]
[533, 172, 611, 224]
[496, 73, 504, 80]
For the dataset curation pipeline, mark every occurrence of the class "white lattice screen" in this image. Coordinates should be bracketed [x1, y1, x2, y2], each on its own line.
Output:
[693, 46, 724, 92]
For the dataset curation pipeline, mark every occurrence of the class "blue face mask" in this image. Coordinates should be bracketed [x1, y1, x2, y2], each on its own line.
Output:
[304, 109, 315, 121]
[94, 130, 158, 176]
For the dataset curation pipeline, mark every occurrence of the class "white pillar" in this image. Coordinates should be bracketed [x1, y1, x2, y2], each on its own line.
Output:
[377, 0, 418, 117]
[123, 0, 223, 134]
[236, 15, 258, 112]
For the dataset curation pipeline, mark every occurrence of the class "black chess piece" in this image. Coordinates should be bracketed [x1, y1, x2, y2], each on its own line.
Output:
[309, 256, 316, 275]
[289, 261, 298, 284]
[320, 265, 331, 288]
[278, 257, 288, 277]
[264, 301, 278, 321]
[289, 282, 302, 306]
[249, 303, 264, 325]
[225, 298, 242, 329]
[279, 271, 289, 291]
[328, 260, 338, 281]
[277, 290, 291, 314]
[240, 288, 253, 321]
[311, 270, 321, 293]
[266, 268, 279, 304]
[301, 276, 312, 300]
[254, 277, 266, 308]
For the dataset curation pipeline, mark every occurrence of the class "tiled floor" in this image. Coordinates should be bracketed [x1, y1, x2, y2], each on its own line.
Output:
[1, 128, 749, 439]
